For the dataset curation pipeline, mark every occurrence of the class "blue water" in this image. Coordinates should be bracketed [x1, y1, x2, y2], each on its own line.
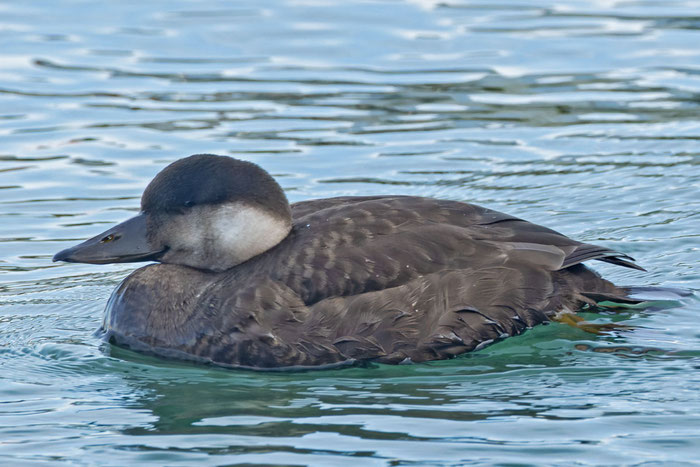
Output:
[1, 0, 699, 464]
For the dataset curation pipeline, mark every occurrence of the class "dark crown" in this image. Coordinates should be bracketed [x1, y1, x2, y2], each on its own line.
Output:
[141, 154, 291, 219]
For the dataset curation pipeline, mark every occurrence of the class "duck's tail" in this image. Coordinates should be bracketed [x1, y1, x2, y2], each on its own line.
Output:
[583, 286, 693, 310]
[554, 264, 693, 311]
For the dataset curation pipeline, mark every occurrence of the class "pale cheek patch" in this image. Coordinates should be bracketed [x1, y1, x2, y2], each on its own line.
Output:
[156, 209, 206, 255]
[210, 203, 291, 269]
[161, 202, 291, 271]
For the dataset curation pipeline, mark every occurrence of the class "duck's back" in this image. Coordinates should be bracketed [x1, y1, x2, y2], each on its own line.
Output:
[103, 196, 640, 368]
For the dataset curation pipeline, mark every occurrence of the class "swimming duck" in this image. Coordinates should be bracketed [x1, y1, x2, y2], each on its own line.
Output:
[54, 154, 645, 369]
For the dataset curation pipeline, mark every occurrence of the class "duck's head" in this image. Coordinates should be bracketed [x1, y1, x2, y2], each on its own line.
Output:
[53, 154, 292, 272]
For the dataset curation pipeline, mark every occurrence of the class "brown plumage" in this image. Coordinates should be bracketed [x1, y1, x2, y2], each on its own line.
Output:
[96, 192, 642, 369]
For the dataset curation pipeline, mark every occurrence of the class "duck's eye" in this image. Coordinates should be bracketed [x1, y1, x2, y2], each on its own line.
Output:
[100, 234, 119, 243]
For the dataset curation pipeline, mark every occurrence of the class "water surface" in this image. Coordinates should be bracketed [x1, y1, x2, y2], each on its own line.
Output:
[1, 0, 699, 464]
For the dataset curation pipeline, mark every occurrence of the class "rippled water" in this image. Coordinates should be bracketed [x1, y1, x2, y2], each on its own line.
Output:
[1, 0, 699, 464]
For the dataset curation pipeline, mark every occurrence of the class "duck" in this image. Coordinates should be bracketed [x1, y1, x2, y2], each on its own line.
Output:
[54, 153, 646, 370]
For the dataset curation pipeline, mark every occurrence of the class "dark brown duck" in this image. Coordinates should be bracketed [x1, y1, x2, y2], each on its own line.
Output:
[54, 154, 646, 369]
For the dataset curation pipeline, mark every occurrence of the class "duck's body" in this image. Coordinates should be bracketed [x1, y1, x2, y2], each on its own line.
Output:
[55, 154, 644, 369]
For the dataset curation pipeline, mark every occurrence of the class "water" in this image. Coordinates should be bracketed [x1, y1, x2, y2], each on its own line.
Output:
[1, 0, 699, 464]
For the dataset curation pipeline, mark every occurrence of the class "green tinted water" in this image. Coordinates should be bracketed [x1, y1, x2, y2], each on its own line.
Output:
[1, 0, 699, 464]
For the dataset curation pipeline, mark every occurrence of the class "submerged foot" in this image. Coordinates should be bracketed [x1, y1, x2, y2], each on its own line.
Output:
[554, 311, 633, 334]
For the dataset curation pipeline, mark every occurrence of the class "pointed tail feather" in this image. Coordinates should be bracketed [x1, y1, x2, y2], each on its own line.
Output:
[597, 255, 647, 272]
[563, 243, 646, 271]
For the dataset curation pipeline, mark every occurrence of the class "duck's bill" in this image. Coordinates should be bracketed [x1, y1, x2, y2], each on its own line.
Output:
[53, 214, 166, 264]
